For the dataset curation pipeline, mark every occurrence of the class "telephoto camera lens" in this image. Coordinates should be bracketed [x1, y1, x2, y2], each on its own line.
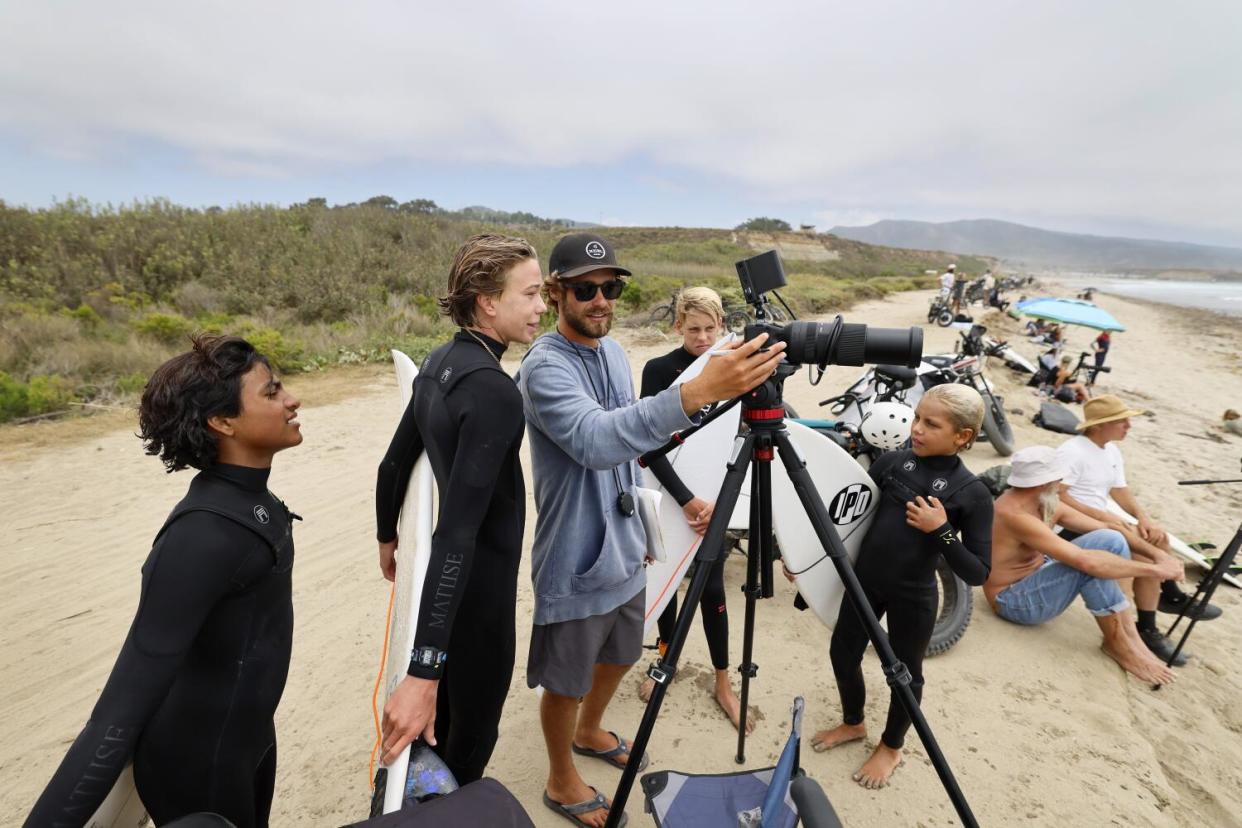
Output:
[762, 318, 922, 369]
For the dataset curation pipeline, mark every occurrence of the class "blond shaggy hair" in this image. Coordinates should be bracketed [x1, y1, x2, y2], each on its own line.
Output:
[675, 286, 725, 326]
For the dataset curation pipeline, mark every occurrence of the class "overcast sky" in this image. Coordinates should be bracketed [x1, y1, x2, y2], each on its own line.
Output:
[2, 1, 1240, 246]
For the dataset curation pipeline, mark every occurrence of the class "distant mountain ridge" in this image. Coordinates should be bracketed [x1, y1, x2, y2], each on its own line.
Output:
[828, 218, 1242, 272]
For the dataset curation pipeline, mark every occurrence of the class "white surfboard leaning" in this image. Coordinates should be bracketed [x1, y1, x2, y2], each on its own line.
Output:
[85, 763, 147, 828]
[1106, 499, 1240, 589]
[770, 421, 880, 628]
[641, 337, 747, 634]
[379, 350, 437, 813]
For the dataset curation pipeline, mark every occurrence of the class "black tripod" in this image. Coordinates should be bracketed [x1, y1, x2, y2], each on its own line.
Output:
[605, 366, 978, 828]
[1157, 477, 1242, 689]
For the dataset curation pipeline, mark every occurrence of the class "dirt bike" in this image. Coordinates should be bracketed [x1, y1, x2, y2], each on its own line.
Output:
[787, 364, 974, 656]
[957, 323, 1036, 374]
[964, 277, 989, 306]
[927, 292, 955, 327]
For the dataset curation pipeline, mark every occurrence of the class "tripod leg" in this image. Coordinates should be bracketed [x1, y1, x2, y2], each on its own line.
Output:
[605, 433, 756, 828]
[735, 442, 769, 762]
[1157, 524, 1242, 687]
[771, 429, 979, 828]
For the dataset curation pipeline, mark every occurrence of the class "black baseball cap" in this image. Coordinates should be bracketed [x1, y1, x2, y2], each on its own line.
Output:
[548, 232, 632, 280]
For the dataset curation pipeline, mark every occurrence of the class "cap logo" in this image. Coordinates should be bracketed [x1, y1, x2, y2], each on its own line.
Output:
[253, 505, 270, 524]
[585, 241, 607, 260]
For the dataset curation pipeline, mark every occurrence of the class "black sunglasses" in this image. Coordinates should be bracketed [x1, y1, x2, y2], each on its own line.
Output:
[568, 279, 626, 302]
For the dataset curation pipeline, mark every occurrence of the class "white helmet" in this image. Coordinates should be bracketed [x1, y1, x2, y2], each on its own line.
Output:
[861, 402, 915, 451]
[947, 263, 957, 271]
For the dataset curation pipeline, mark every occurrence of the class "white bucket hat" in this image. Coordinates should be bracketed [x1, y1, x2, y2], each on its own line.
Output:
[1008, 445, 1065, 488]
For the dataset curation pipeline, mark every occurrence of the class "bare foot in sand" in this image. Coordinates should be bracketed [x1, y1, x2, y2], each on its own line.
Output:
[713, 677, 755, 734]
[1102, 640, 1175, 685]
[810, 722, 866, 752]
[853, 743, 903, 789]
[638, 676, 656, 703]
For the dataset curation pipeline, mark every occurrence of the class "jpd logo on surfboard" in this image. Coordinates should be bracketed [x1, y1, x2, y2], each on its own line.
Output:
[829, 484, 872, 525]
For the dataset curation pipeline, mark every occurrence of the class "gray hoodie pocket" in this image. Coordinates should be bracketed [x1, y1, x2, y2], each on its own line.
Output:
[570, 511, 638, 594]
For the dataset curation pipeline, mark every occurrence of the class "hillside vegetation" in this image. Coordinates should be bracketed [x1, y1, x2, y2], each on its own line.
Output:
[0, 198, 988, 422]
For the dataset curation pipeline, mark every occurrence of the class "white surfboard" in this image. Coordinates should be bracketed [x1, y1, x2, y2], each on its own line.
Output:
[85, 763, 148, 827]
[770, 421, 880, 628]
[1105, 499, 1240, 589]
[379, 350, 437, 813]
[641, 336, 750, 634]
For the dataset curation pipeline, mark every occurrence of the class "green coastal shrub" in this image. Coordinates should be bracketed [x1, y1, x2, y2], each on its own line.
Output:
[133, 312, 195, 344]
[0, 372, 75, 422]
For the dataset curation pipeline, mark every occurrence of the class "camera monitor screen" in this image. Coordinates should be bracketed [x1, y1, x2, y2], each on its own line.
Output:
[736, 250, 787, 304]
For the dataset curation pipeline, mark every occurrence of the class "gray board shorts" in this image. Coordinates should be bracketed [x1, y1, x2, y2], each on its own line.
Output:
[527, 587, 645, 698]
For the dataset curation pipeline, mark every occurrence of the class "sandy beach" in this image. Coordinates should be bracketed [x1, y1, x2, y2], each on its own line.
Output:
[3, 285, 1241, 826]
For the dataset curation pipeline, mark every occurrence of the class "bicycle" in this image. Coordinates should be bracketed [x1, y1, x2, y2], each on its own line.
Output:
[643, 290, 682, 327]
[725, 295, 791, 334]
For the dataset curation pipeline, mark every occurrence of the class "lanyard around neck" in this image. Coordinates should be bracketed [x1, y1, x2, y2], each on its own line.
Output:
[573, 343, 629, 500]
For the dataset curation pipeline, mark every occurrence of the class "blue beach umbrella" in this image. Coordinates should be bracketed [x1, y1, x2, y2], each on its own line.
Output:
[1014, 297, 1126, 332]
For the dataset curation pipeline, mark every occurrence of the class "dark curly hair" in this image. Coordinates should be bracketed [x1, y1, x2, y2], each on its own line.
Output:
[139, 334, 271, 472]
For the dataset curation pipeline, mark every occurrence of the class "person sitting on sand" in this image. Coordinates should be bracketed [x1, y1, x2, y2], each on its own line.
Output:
[811, 385, 993, 790]
[636, 286, 752, 734]
[985, 446, 1183, 685]
[1053, 354, 1090, 403]
[1055, 395, 1220, 665]
[1224, 409, 1242, 437]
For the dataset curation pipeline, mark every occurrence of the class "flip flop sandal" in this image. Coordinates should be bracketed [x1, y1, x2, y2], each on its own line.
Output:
[543, 787, 627, 827]
[572, 730, 650, 771]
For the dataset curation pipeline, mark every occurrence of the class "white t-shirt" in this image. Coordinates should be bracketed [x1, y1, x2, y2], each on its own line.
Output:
[1056, 435, 1127, 510]
[939, 272, 955, 290]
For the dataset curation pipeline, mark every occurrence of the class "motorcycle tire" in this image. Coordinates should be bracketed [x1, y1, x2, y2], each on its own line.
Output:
[927, 557, 973, 657]
[936, 309, 955, 327]
[726, 309, 752, 335]
[982, 395, 1016, 456]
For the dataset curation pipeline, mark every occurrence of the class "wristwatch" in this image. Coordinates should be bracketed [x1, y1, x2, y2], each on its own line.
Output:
[407, 645, 448, 679]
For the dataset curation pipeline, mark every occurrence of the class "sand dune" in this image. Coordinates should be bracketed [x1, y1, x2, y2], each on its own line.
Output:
[3, 286, 1240, 826]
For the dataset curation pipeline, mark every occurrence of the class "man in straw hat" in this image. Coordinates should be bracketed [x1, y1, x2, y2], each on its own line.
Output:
[1054, 395, 1219, 666]
[985, 446, 1183, 685]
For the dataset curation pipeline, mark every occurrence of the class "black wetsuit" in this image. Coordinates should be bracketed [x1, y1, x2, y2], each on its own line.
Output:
[27, 464, 297, 828]
[639, 346, 730, 670]
[830, 449, 992, 749]
[374, 331, 525, 784]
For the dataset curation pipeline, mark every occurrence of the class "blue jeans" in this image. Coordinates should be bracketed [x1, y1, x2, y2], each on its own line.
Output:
[995, 529, 1131, 625]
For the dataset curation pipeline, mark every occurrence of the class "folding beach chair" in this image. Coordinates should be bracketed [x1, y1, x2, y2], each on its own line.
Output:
[640, 697, 838, 828]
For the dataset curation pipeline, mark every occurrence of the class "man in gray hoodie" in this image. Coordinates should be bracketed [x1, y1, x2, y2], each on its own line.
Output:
[520, 233, 785, 826]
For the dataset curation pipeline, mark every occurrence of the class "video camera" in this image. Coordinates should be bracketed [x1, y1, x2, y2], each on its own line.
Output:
[735, 250, 923, 370]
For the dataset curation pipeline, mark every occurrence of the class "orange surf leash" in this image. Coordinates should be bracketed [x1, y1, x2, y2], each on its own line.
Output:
[368, 581, 397, 790]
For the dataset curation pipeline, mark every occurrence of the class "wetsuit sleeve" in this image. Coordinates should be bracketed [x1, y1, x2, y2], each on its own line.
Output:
[409, 371, 523, 676]
[26, 514, 255, 826]
[523, 353, 693, 471]
[931, 483, 993, 586]
[640, 356, 695, 507]
[376, 389, 427, 543]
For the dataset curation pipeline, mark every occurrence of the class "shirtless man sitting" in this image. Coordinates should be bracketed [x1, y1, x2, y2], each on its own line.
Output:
[985, 446, 1182, 685]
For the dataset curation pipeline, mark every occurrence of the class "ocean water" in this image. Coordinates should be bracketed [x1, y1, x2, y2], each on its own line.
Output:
[1089, 278, 1242, 317]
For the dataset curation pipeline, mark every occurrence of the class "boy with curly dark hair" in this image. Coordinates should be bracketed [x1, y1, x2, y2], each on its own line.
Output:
[28, 334, 303, 828]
